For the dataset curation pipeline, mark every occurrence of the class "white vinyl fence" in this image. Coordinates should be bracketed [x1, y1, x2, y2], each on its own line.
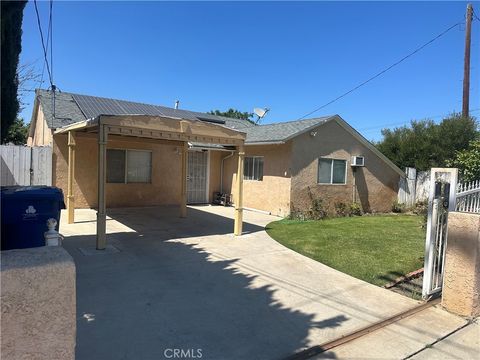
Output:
[1, 145, 52, 186]
[456, 180, 480, 213]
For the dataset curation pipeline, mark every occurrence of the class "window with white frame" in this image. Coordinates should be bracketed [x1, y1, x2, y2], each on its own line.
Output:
[244, 156, 264, 181]
[318, 158, 347, 184]
[107, 149, 152, 184]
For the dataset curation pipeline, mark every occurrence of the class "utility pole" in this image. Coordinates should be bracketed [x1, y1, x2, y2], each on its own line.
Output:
[462, 3, 473, 118]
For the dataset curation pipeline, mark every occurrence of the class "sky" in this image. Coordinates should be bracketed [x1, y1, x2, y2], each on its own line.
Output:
[19, 1, 480, 140]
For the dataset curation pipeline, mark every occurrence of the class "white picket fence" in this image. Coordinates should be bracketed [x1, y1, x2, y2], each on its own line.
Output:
[0, 145, 52, 186]
[456, 180, 480, 213]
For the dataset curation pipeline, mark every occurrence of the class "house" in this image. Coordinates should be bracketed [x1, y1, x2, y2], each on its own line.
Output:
[28, 89, 404, 219]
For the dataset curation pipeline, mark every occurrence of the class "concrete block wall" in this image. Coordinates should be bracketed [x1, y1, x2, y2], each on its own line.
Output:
[1, 246, 76, 359]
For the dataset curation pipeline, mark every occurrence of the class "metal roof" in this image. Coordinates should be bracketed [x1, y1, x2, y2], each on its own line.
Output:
[36, 89, 332, 144]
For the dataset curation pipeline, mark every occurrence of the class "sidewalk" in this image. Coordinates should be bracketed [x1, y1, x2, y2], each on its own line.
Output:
[409, 319, 479, 360]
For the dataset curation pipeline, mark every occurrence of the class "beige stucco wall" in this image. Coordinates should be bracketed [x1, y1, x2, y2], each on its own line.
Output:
[27, 104, 53, 146]
[223, 144, 292, 217]
[290, 120, 400, 214]
[1, 246, 76, 360]
[53, 133, 183, 208]
[442, 212, 480, 318]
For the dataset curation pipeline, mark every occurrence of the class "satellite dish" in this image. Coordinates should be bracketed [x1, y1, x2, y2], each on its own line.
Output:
[254, 108, 270, 121]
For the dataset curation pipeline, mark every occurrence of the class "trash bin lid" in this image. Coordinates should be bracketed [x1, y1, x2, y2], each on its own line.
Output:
[1, 186, 65, 201]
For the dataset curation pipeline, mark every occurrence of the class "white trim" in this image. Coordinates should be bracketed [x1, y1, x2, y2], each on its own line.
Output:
[317, 158, 348, 185]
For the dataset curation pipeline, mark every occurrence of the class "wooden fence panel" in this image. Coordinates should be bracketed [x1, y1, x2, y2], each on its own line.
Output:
[0, 145, 52, 186]
[31, 146, 52, 185]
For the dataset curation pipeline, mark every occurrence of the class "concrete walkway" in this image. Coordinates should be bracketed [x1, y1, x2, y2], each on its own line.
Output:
[60, 205, 467, 360]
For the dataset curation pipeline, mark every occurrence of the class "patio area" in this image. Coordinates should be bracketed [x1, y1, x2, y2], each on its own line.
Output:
[60, 205, 467, 360]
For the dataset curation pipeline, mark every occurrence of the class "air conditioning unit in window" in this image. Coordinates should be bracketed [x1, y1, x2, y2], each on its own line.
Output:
[351, 156, 365, 167]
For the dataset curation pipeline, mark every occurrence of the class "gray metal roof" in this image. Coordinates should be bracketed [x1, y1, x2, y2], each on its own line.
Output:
[36, 89, 333, 144]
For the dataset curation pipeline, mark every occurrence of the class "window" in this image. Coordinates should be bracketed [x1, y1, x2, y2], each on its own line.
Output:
[244, 156, 264, 181]
[107, 149, 152, 184]
[318, 158, 347, 184]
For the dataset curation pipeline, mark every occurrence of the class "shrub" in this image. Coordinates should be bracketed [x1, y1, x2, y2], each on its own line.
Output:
[335, 202, 348, 217]
[392, 201, 406, 213]
[349, 202, 363, 216]
[414, 200, 428, 229]
[308, 198, 328, 220]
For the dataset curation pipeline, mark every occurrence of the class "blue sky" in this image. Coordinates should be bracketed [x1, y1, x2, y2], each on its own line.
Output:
[19, 1, 479, 140]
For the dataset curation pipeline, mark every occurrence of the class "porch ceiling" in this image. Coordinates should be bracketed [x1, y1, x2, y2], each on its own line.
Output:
[54, 114, 246, 146]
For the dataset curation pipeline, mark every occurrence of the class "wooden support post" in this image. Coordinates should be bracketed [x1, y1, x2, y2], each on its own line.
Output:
[67, 131, 76, 224]
[96, 124, 108, 250]
[234, 144, 245, 236]
[180, 142, 188, 218]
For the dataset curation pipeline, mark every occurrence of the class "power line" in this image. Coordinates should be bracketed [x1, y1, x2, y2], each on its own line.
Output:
[37, 2, 52, 89]
[33, 0, 53, 88]
[49, 0, 53, 87]
[298, 20, 464, 120]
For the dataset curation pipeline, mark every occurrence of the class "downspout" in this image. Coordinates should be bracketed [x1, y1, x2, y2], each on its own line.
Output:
[220, 151, 235, 193]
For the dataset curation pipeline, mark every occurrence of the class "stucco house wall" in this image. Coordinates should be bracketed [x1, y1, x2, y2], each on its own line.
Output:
[290, 120, 400, 214]
[223, 143, 292, 217]
[53, 133, 183, 208]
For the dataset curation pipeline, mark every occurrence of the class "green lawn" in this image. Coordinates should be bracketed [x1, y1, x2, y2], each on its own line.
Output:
[266, 215, 425, 286]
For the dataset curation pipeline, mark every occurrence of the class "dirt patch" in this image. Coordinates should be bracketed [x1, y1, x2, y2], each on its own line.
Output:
[388, 275, 423, 300]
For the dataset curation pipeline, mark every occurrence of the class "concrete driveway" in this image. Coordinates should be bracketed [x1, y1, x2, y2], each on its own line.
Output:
[60, 205, 466, 360]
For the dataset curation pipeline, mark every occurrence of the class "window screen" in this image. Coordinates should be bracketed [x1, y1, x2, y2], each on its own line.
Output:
[244, 156, 263, 181]
[127, 150, 152, 183]
[107, 149, 126, 183]
[332, 160, 346, 184]
[106, 149, 152, 184]
[318, 158, 346, 184]
[318, 159, 332, 184]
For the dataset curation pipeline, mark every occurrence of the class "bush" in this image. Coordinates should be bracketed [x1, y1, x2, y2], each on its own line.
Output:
[392, 201, 406, 213]
[335, 202, 348, 217]
[349, 202, 362, 216]
[413, 201, 428, 216]
[308, 198, 328, 220]
[413, 200, 428, 229]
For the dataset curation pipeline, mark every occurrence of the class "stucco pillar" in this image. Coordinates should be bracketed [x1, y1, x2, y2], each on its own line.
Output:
[442, 211, 480, 317]
[96, 124, 108, 250]
[234, 144, 244, 236]
[66, 131, 76, 224]
[180, 142, 188, 218]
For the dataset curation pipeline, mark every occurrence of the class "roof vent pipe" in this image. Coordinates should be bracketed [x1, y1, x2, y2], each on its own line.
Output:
[175, 100, 179, 110]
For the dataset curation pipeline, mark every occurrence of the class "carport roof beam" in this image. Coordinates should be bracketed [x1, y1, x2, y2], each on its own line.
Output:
[54, 114, 246, 146]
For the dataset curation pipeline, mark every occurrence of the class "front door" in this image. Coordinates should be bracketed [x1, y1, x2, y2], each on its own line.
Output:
[187, 150, 209, 204]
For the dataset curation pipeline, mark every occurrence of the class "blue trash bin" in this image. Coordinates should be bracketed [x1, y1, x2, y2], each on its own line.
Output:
[1, 186, 66, 251]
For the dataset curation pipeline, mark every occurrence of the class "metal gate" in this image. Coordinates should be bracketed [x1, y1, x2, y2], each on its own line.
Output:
[187, 150, 209, 204]
[422, 168, 458, 299]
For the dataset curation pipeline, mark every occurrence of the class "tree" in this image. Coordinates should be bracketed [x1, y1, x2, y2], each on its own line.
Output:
[208, 108, 256, 124]
[447, 140, 480, 182]
[3, 118, 29, 145]
[376, 114, 478, 171]
[1, 0, 27, 143]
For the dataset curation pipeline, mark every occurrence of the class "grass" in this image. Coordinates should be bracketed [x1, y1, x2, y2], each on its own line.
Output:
[266, 215, 425, 286]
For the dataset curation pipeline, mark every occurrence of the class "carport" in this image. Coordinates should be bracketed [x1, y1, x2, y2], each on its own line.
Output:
[54, 114, 246, 250]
